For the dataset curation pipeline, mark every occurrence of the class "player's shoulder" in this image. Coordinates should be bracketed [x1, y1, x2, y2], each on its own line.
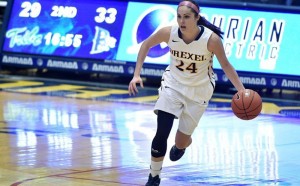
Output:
[156, 26, 172, 38]
[207, 32, 223, 52]
[159, 25, 172, 33]
[209, 32, 221, 42]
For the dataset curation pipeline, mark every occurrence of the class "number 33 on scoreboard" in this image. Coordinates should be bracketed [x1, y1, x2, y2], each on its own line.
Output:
[94, 7, 117, 24]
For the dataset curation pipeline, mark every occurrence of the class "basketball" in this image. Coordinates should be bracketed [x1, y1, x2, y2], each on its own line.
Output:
[231, 89, 262, 120]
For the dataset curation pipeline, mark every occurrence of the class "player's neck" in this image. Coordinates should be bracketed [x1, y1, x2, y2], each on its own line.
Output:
[181, 26, 200, 43]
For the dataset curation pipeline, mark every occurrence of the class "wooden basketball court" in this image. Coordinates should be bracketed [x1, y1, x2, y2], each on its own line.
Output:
[0, 74, 300, 185]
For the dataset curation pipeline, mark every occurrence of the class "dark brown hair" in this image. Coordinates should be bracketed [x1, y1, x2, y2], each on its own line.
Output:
[179, 0, 224, 39]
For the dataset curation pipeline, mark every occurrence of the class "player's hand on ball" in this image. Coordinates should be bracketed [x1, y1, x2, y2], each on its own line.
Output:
[231, 89, 262, 120]
[128, 76, 144, 96]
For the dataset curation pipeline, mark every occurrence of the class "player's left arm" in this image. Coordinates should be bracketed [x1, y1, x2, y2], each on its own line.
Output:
[207, 33, 245, 91]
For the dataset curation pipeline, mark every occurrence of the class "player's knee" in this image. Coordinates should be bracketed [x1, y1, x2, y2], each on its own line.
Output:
[151, 138, 167, 158]
[175, 131, 192, 149]
[150, 110, 174, 158]
[175, 138, 192, 149]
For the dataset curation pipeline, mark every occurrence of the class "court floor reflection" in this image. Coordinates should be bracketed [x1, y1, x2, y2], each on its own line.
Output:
[0, 89, 299, 185]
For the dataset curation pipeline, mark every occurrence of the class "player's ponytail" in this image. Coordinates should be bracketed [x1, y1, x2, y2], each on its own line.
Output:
[197, 16, 224, 39]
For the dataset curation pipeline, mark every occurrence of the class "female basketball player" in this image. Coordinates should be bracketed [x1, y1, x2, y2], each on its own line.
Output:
[128, 0, 245, 185]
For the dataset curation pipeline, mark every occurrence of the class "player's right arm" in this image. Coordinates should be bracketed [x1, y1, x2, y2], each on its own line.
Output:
[128, 26, 171, 96]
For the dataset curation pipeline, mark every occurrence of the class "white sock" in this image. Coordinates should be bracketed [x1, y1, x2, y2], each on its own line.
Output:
[150, 160, 163, 177]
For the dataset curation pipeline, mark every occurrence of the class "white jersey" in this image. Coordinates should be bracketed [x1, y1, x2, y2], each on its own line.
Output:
[161, 25, 216, 102]
[168, 24, 214, 86]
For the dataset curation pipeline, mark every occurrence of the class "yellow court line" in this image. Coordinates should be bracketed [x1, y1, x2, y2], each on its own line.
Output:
[66, 89, 129, 99]
[121, 95, 158, 103]
[262, 102, 300, 114]
[0, 80, 44, 88]
[211, 98, 231, 102]
[11, 84, 86, 93]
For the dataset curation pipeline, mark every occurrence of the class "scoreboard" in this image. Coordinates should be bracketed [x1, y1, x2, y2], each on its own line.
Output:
[1, 0, 127, 62]
[0, 0, 300, 90]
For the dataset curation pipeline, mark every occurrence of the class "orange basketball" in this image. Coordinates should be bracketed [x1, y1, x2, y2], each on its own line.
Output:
[231, 89, 262, 120]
